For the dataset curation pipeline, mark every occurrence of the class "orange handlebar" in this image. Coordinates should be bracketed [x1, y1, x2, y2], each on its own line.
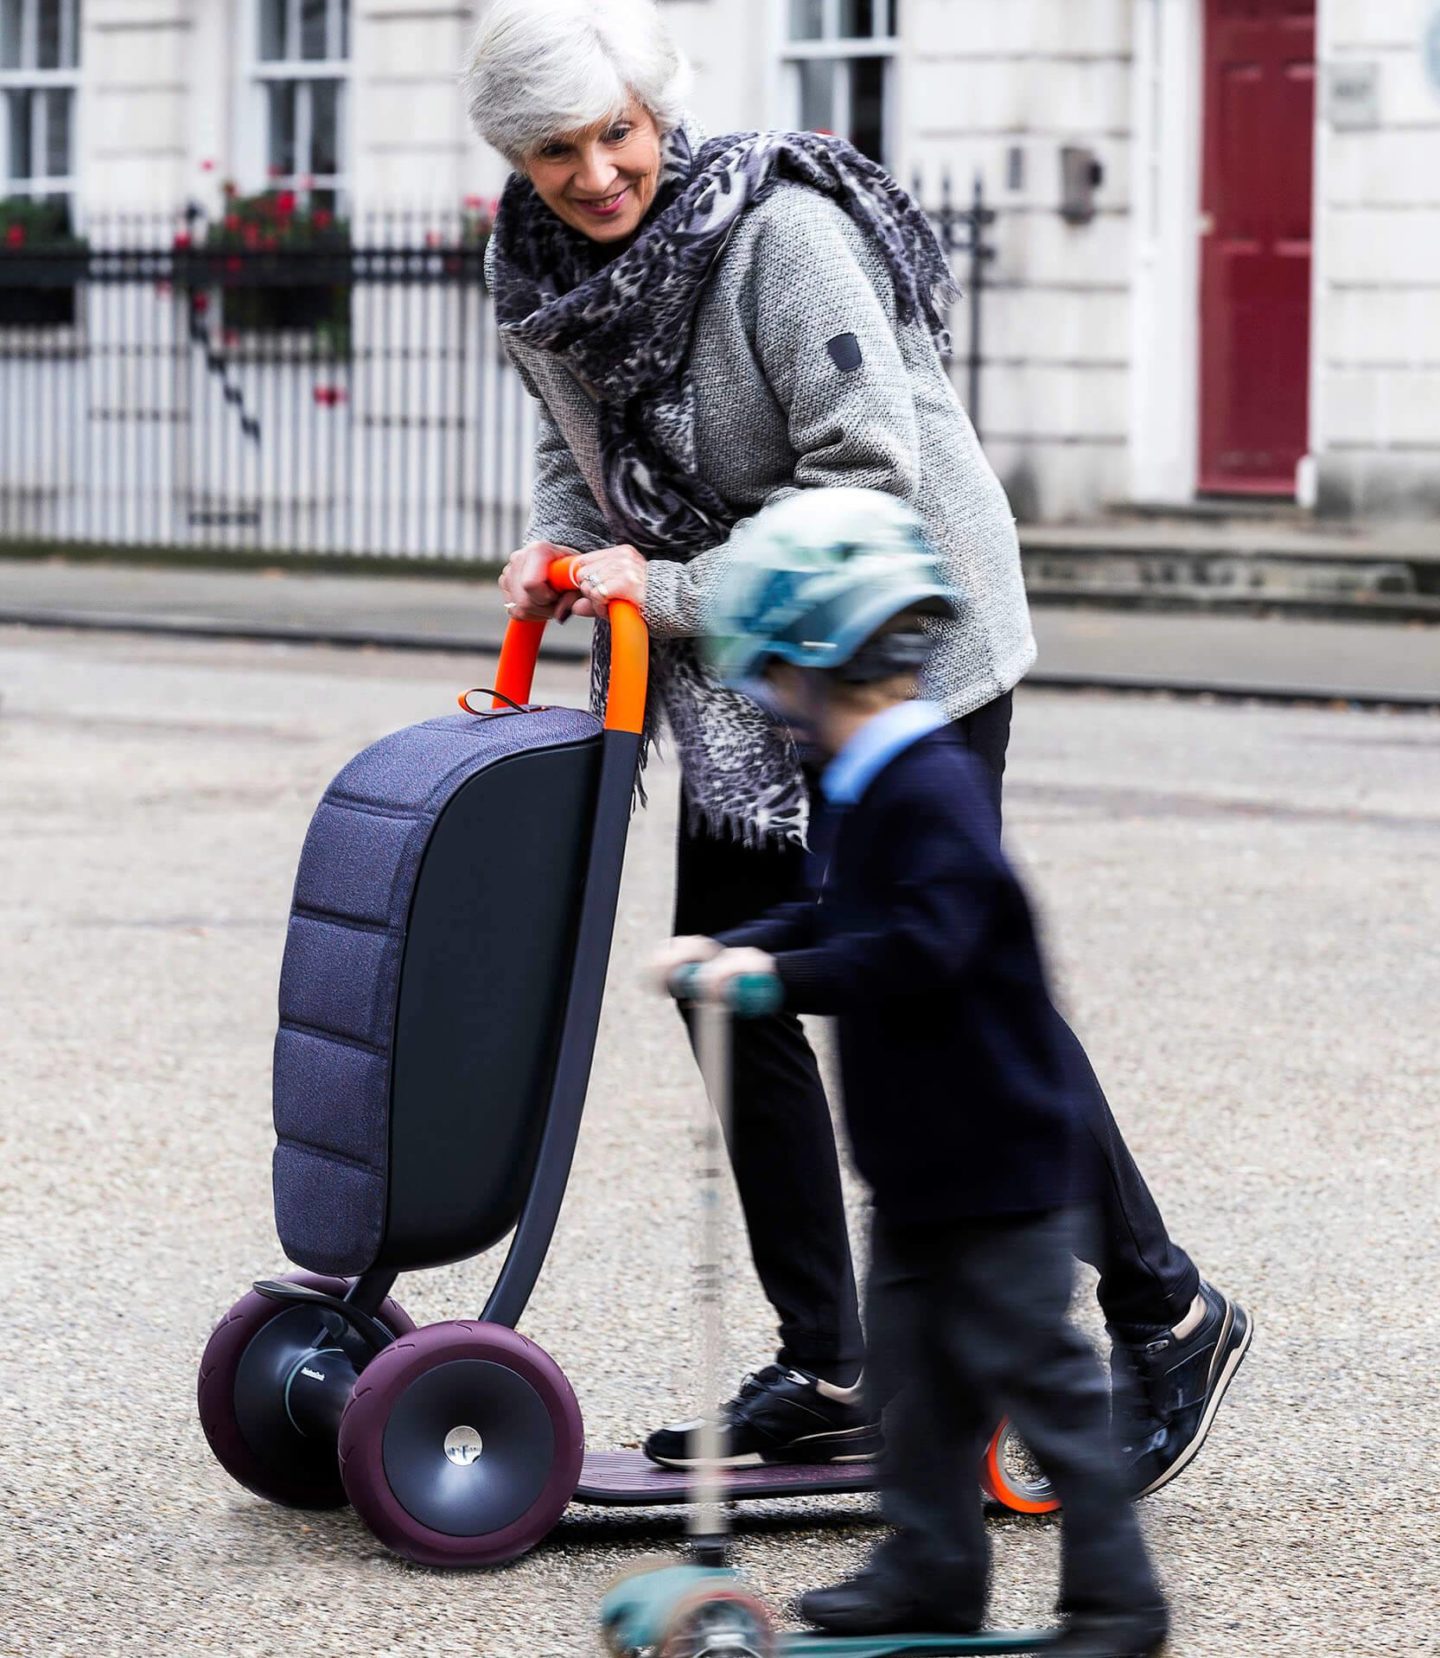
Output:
[486, 554, 649, 736]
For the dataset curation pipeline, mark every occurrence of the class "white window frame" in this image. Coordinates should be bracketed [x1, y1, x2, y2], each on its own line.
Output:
[240, 0, 351, 210]
[779, 0, 900, 167]
[0, 0, 81, 210]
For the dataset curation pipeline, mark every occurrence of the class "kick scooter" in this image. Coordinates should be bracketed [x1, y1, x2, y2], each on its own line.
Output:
[599, 974, 1055, 1658]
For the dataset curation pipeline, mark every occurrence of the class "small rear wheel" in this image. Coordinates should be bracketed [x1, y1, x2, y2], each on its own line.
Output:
[338, 1320, 583, 1566]
[197, 1272, 414, 1509]
[656, 1585, 778, 1658]
[983, 1417, 1060, 1515]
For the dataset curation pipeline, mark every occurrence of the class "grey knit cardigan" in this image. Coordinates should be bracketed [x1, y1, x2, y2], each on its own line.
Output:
[492, 180, 1036, 736]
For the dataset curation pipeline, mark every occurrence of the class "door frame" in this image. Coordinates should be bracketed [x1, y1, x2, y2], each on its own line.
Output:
[1128, 0, 1206, 505]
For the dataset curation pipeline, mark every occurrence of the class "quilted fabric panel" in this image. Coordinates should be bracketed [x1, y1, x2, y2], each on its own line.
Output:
[271, 705, 601, 1275]
[273, 1143, 387, 1278]
[291, 802, 415, 928]
[278, 915, 394, 1047]
[273, 1026, 390, 1169]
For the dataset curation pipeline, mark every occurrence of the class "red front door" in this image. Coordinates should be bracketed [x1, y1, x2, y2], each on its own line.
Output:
[1199, 0, 1315, 495]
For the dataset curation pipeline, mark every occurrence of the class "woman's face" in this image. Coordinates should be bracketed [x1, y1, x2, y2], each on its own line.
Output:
[523, 101, 663, 244]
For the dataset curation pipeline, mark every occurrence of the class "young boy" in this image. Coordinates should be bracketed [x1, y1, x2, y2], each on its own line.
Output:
[658, 489, 1170, 1657]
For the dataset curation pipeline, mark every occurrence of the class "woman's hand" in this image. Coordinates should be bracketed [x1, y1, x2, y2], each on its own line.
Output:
[648, 935, 721, 995]
[570, 545, 648, 618]
[499, 540, 583, 622]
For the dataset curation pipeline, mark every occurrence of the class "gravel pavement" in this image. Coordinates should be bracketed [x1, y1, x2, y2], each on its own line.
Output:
[1, 627, 1437, 1656]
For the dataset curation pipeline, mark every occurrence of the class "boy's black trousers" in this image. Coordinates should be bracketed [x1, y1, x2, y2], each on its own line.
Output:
[865, 1208, 1162, 1619]
[671, 690, 1201, 1384]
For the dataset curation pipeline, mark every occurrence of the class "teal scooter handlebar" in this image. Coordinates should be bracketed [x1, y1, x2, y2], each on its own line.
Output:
[668, 963, 784, 1019]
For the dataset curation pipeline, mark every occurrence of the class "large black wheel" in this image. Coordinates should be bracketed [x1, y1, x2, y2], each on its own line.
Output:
[197, 1272, 414, 1509]
[338, 1320, 583, 1566]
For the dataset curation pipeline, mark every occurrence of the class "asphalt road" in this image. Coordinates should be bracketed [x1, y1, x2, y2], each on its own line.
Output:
[2, 627, 1437, 1656]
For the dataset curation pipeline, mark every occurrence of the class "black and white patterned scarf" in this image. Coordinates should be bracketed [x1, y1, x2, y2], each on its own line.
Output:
[491, 124, 955, 845]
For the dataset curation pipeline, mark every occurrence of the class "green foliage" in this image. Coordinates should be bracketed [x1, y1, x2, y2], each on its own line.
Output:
[204, 185, 351, 355]
[0, 196, 86, 251]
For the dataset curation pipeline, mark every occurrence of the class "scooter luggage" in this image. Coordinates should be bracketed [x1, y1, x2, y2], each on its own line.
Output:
[197, 557, 1052, 1569]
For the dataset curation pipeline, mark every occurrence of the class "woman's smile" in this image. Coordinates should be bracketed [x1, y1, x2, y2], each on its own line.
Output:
[571, 185, 631, 220]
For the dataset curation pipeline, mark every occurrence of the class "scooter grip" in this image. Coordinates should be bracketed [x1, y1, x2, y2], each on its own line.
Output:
[546, 553, 585, 591]
[667, 965, 783, 1019]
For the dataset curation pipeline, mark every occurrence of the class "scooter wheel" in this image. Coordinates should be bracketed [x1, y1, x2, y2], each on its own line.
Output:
[198, 1271, 415, 1509]
[338, 1320, 583, 1567]
[983, 1417, 1060, 1515]
[655, 1584, 778, 1658]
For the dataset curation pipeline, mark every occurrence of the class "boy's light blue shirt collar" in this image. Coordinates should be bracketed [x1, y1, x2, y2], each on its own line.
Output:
[821, 699, 948, 806]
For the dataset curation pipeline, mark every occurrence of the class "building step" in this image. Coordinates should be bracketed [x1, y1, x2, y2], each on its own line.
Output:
[1019, 521, 1440, 620]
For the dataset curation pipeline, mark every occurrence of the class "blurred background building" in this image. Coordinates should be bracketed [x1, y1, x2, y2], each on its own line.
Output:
[2, 0, 1437, 560]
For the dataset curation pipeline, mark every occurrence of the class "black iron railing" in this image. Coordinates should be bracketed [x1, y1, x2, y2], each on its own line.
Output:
[1, 191, 995, 562]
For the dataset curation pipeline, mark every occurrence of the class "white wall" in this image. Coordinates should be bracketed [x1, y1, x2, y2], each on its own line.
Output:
[80, 0, 193, 209]
[1310, 0, 1440, 517]
[352, 0, 480, 211]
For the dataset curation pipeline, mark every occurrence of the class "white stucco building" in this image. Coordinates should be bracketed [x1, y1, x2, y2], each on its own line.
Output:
[3, 0, 1438, 533]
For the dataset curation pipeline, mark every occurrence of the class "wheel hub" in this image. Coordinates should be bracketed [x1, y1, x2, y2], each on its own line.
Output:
[380, 1359, 555, 1537]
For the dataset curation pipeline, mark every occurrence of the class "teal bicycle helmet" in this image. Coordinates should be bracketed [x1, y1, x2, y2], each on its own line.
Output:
[706, 488, 959, 688]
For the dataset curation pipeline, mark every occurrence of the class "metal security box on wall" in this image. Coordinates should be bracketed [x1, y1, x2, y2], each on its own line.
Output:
[1059, 147, 1104, 226]
[1325, 62, 1381, 131]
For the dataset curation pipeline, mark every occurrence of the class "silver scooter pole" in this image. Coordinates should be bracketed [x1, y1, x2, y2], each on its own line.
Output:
[672, 968, 784, 1568]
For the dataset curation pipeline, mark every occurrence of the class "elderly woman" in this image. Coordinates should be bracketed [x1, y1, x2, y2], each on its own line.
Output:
[465, 0, 1248, 1497]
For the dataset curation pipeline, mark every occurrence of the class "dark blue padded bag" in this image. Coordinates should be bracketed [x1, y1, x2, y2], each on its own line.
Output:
[272, 705, 603, 1276]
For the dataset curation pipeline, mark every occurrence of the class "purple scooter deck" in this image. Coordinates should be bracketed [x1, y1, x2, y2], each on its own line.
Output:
[574, 1451, 877, 1507]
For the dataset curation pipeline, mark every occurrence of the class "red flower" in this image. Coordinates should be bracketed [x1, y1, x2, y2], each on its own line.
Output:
[224, 213, 241, 233]
[173, 231, 192, 248]
[312, 209, 333, 231]
[4, 224, 25, 247]
[313, 386, 348, 407]
[464, 194, 484, 210]
[192, 292, 209, 312]
[277, 190, 297, 216]
[201, 158, 216, 172]
[426, 230, 441, 248]
[242, 223, 260, 248]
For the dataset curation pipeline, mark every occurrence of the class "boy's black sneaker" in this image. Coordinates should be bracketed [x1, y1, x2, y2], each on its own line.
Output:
[798, 1571, 984, 1637]
[643, 1363, 881, 1468]
[1111, 1280, 1253, 1498]
[1048, 1607, 1170, 1657]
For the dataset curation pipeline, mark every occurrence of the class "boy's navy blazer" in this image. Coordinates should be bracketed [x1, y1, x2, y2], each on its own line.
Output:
[719, 727, 1092, 1223]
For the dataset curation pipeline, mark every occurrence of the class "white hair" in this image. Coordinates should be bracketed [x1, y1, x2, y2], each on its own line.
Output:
[464, 0, 692, 164]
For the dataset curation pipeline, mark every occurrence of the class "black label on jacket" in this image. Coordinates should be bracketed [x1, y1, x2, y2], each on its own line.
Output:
[826, 332, 863, 373]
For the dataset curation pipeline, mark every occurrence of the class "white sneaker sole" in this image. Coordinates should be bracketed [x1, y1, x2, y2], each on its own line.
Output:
[649, 1427, 881, 1472]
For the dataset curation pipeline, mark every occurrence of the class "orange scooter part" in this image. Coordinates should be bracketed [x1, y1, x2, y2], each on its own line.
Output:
[983, 1417, 1061, 1515]
[486, 554, 648, 735]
